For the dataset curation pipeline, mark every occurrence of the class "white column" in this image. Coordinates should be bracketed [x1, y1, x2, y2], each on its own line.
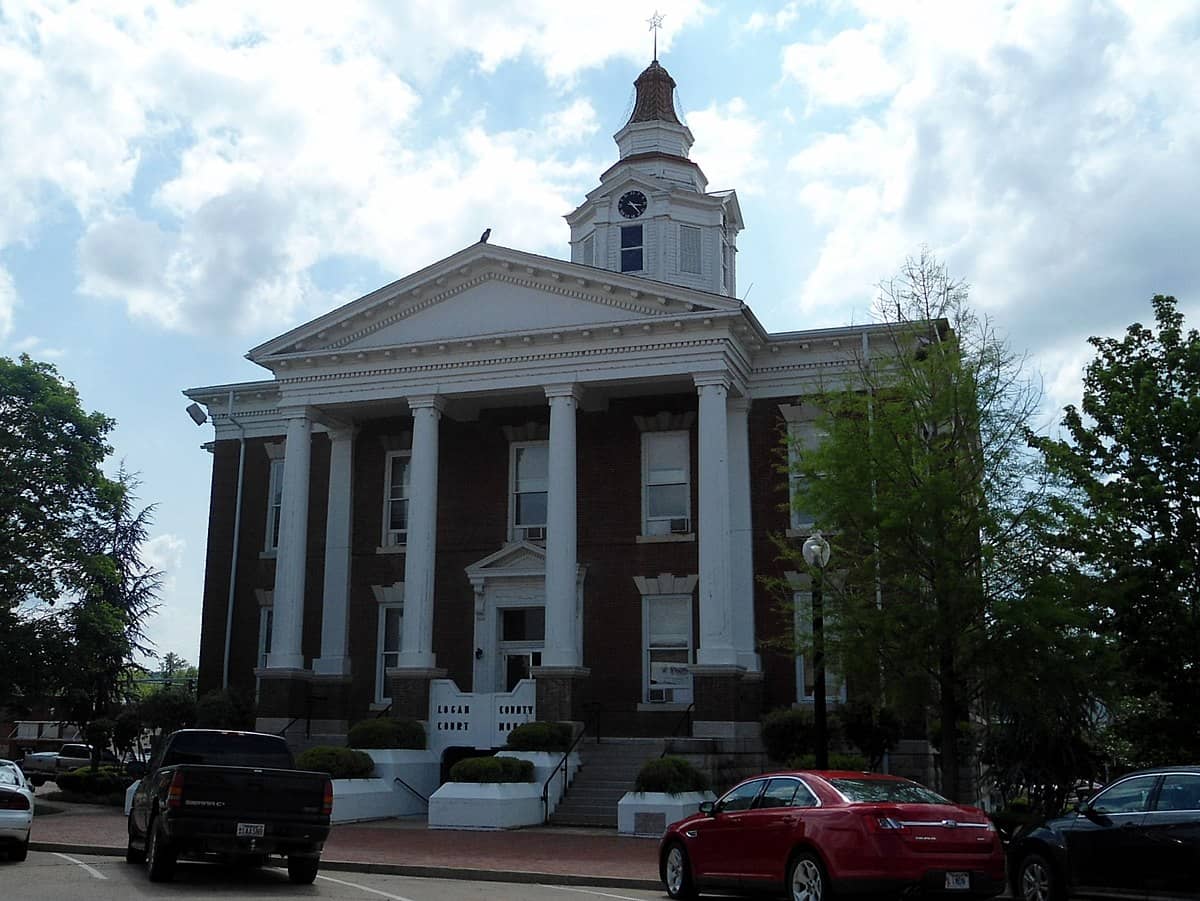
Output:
[269, 411, 312, 670]
[314, 426, 355, 676]
[543, 384, 583, 668]
[695, 375, 737, 666]
[398, 395, 444, 669]
[728, 398, 760, 671]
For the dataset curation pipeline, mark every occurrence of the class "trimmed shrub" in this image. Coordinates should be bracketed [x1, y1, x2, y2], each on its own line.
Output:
[449, 755, 535, 783]
[761, 708, 816, 764]
[786, 752, 869, 771]
[296, 746, 375, 779]
[634, 756, 709, 794]
[347, 717, 425, 750]
[505, 721, 573, 752]
[195, 688, 257, 730]
[55, 765, 128, 795]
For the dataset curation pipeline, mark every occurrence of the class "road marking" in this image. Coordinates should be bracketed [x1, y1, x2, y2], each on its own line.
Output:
[544, 886, 651, 901]
[52, 852, 108, 880]
[316, 873, 420, 901]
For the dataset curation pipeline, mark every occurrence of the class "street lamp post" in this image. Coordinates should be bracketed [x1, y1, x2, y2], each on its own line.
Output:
[802, 531, 831, 769]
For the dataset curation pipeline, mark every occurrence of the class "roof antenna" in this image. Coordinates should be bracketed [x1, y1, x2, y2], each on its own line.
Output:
[741, 282, 754, 301]
[647, 11, 664, 61]
[479, 228, 491, 243]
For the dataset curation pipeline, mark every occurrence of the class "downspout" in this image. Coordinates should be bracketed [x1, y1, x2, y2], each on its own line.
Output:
[222, 389, 247, 691]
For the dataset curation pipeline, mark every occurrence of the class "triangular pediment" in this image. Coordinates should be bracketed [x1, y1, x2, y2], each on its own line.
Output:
[466, 541, 546, 581]
[248, 243, 741, 363]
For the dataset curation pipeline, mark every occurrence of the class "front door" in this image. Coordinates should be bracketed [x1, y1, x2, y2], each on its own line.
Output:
[498, 606, 544, 692]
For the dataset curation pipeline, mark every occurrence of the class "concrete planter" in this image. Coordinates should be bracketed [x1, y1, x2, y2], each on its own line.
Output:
[495, 750, 580, 817]
[617, 791, 716, 837]
[428, 781, 544, 830]
[330, 748, 440, 823]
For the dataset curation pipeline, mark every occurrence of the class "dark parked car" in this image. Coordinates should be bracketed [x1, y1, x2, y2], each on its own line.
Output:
[1009, 766, 1200, 900]
[659, 770, 1005, 900]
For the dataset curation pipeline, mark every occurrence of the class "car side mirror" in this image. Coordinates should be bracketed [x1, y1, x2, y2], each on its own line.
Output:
[699, 801, 715, 816]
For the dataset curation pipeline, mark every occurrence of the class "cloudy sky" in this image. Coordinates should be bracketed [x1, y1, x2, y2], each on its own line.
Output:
[2, 0, 1196, 667]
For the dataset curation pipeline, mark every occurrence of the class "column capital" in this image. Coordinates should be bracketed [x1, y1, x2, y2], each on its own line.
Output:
[728, 396, 751, 415]
[693, 372, 732, 392]
[544, 383, 585, 403]
[326, 424, 359, 443]
[279, 405, 315, 423]
[407, 394, 446, 414]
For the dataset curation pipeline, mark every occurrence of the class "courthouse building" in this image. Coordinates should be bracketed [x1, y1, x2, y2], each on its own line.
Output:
[186, 58, 893, 750]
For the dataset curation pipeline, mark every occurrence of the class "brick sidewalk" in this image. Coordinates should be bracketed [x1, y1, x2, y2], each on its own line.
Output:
[29, 803, 661, 885]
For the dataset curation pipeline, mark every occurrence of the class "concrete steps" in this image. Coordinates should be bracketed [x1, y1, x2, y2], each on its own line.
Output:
[549, 738, 664, 828]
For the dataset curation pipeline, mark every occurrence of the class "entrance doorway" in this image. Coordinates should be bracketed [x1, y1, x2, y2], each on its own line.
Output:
[499, 606, 544, 692]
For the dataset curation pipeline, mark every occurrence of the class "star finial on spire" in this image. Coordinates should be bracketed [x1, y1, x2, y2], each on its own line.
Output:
[647, 11, 665, 61]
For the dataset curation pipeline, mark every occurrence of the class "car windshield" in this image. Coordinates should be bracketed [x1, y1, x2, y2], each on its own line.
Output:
[830, 777, 950, 804]
[0, 766, 22, 786]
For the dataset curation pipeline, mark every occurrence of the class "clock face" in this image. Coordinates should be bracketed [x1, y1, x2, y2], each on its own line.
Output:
[618, 190, 648, 219]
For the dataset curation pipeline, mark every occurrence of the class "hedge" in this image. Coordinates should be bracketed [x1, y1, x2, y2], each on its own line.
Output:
[347, 717, 425, 750]
[634, 756, 709, 794]
[55, 765, 128, 795]
[448, 756, 535, 783]
[504, 721, 573, 752]
[296, 746, 375, 779]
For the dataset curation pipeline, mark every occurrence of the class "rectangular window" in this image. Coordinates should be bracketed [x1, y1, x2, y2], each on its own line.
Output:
[510, 442, 549, 541]
[581, 233, 594, 266]
[258, 607, 273, 669]
[383, 450, 411, 546]
[642, 431, 690, 536]
[620, 225, 643, 272]
[376, 605, 402, 704]
[679, 225, 701, 274]
[645, 595, 693, 703]
[265, 459, 284, 551]
[788, 422, 823, 532]
[794, 592, 845, 704]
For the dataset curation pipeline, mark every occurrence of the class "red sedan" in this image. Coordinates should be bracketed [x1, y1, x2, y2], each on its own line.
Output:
[659, 770, 1006, 900]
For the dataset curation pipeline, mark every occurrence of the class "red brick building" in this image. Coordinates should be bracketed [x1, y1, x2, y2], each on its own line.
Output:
[185, 60, 893, 750]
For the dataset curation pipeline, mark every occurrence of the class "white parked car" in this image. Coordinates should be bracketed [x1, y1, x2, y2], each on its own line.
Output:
[0, 759, 34, 862]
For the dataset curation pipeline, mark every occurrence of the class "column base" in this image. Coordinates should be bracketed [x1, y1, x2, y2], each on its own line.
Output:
[385, 667, 447, 721]
[530, 666, 591, 723]
[689, 665, 763, 738]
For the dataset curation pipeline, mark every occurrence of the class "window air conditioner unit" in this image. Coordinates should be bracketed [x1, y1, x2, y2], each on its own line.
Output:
[669, 518, 690, 534]
[522, 527, 546, 541]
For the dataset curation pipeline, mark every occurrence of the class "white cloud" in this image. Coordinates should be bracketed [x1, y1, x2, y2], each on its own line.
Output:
[744, 2, 804, 33]
[144, 533, 186, 578]
[0, 267, 15, 342]
[782, 23, 901, 108]
[688, 98, 769, 194]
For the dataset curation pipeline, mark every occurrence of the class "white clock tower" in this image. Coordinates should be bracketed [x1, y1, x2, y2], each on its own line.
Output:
[566, 59, 744, 297]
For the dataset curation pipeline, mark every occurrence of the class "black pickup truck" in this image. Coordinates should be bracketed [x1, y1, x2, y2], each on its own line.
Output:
[126, 729, 332, 884]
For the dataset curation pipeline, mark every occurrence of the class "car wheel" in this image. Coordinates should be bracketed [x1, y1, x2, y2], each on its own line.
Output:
[125, 817, 146, 865]
[287, 855, 320, 885]
[788, 851, 828, 901]
[29, 776, 44, 788]
[662, 841, 697, 900]
[145, 816, 176, 883]
[1017, 852, 1060, 901]
[11, 836, 29, 862]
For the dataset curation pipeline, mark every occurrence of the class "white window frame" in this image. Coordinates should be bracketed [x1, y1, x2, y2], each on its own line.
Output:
[793, 591, 846, 706]
[258, 606, 273, 669]
[643, 594, 693, 704]
[509, 441, 549, 542]
[641, 431, 691, 536]
[375, 603, 403, 705]
[581, 232, 595, 267]
[265, 458, 285, 552]
[620, 224, 644, 273]
[679, 225, 701, 275]
[787, 420, 824, 535]
[382, 450, 411, 547]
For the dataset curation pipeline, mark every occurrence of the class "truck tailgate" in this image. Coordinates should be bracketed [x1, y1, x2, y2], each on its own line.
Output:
[177, 765, 328, 820]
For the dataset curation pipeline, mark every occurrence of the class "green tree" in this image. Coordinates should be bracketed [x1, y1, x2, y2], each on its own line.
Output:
[780, 249, 1057, 801]
[1032, 295, 1200, 767]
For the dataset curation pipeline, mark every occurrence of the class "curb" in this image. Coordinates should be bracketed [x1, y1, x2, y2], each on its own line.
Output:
[28, 842, 663, 891]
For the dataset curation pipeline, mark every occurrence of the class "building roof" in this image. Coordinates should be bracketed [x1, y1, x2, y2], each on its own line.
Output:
[625, 60, 681, 127]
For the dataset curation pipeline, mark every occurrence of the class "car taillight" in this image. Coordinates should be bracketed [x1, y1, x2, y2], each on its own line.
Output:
[322, 779, 333, 817]
[862, 811, 903, 832]
[167, 770, 185, 809]
[0, 791, 31, 811]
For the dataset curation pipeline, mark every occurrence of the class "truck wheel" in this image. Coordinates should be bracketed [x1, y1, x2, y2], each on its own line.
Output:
[125, 817, 146, 864]
[11, 837, 29, 862]
[146, 816, 176, 882]
[287, 855, 320, 885]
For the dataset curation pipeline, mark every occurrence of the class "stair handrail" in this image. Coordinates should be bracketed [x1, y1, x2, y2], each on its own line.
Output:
[660, 703, 695, 756]
[393, 775, 429, 805]
[582, 701, 603, 743]
[541, 726, 588, 823]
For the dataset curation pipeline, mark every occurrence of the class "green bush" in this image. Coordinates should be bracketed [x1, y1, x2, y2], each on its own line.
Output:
[761, 708, 816, 764]
[448, 755, 534, 783]
[55, 765, 128, 795]
[786, 752, 869, 771]
[505, 721, 573, 752]
[296, 746, 374, 779]
[838, 701, 902, 769]
[195, 688, 256, 730]
[634, 756, 709, 794]
[347, 717, 425, 750]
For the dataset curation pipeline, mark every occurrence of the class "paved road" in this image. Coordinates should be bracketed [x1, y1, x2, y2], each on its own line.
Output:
[2, 851, 670, 901]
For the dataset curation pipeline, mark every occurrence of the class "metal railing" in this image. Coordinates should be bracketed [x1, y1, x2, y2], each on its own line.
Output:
[393, 776, 429, 805]
[542, 727, 587, 823]
[661, 703, 695, 756]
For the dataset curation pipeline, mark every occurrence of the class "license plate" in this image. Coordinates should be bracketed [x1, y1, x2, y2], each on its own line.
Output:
[236, 823, 265, 838]
[945, 872, 970, 890]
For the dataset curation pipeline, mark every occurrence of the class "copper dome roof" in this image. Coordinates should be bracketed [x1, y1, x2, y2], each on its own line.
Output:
[625, 60, 682, 126]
